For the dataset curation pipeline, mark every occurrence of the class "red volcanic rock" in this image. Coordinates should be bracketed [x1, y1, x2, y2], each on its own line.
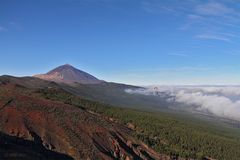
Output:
[0, 83, 169, 160]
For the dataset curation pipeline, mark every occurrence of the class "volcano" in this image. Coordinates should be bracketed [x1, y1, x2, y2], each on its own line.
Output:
[34, 64, 102, 84]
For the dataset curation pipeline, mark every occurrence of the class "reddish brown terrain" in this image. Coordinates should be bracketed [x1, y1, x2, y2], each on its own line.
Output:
[0, 77, 170, 160]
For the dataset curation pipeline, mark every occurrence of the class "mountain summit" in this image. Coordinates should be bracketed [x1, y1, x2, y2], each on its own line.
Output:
[34, 64, 102, 84]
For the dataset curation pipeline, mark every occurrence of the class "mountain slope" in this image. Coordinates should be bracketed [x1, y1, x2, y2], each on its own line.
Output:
[61, 82, 170, 110]
[34, 64, 102, 84]
[1, 76, 240, 159]
[1, 75, 169, 110]
[0, 77, 168, 160]
[32, 64, 170, 109]
[0, 132, 74, 160]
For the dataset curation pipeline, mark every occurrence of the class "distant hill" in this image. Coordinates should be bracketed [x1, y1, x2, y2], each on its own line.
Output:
[34, 64, 102, 84]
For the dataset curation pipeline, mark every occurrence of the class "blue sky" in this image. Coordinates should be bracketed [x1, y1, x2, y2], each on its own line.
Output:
[1, 0, 240, 85]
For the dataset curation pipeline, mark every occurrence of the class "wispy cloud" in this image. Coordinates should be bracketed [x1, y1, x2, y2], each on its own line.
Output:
[195, 2, 234, 16]
[167, 53, 188, 57]
[141, 0, 182, 15]
[128, 66, 212, 73]
[168, 66, 212, 72]
[196, 34, 231, 42]
[0, 26, 7, 32]
[190, 1, 240, 42]
[141, 0, 240, 43]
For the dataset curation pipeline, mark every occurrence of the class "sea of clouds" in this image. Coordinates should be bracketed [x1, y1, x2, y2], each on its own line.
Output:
[125, 86, 240, 121]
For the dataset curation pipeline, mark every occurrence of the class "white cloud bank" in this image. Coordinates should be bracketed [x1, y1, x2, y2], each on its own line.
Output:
[125, 86, 240, 121]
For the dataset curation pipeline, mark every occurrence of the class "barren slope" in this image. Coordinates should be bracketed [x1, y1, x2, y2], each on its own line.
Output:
[0, 79, 169, 160]
[34, 64, 102, 84]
